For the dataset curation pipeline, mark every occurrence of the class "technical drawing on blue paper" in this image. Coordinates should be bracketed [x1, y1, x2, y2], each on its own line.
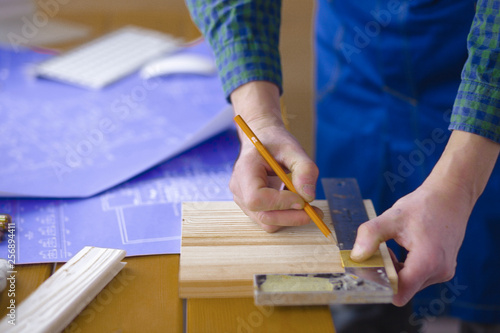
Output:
[0, 42, 231, 198]
[0, 130, 239, 264]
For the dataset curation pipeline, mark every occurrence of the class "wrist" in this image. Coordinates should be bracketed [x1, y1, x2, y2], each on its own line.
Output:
[230, 81, 284, 130]
[425, 130, 500, 204]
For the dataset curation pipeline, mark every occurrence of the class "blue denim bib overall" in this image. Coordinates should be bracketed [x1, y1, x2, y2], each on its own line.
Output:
[315, 0, 500, 323]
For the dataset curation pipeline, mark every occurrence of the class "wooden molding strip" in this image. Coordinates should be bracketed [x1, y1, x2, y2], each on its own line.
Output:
[0, 246, 126, 332]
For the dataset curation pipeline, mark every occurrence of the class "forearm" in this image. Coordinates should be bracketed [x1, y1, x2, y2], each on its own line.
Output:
[425, 130, 500, 206]
[185, 0, 283, 99]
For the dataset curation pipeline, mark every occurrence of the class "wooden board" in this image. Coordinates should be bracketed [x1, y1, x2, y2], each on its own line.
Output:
[179, 200, 397, 298]
[0, 247, 126, 332]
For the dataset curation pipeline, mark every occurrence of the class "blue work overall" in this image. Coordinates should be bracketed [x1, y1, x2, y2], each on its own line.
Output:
[315, 0, 500, 324]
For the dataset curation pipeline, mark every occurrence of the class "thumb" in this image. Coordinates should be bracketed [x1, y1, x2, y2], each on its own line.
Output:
[350, 215, 399, 262]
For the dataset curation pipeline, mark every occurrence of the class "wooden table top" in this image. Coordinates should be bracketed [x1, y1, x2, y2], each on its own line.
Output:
[0, 254, 334, 332]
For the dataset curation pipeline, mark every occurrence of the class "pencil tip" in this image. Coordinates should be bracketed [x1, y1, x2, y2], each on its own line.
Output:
[326, 233, 336, 245]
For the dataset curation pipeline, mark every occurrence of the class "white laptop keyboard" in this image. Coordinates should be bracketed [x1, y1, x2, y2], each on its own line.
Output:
[35, 26, 181, 89]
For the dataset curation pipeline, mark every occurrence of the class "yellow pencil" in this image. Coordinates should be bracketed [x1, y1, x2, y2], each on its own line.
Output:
[234, 115, 335, 243]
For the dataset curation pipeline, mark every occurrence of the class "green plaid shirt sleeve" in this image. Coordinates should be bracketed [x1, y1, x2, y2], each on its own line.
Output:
[450, 0, 500, 143]
[185, 0, 283, 100]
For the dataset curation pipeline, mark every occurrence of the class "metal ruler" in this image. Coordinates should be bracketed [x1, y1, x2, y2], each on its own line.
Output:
[253, 178, 393, 305]
[323, 178, 368, 250]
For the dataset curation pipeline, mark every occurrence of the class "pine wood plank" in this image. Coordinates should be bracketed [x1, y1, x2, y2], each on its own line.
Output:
[0, 247, 126, 332]
[180, 201, 339, 298]
[187, 298, 335, 333]
[62, 254, 183, 333]
[179, 200, 397, 298]
[180, 201, 335, 247]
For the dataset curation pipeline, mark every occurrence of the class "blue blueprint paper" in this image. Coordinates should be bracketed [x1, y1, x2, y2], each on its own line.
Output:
[0, 130, 239, 264]
[0, 42, 232, 198]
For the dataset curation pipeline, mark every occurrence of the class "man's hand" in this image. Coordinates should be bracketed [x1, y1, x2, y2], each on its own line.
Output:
[229, 81, 320, 232]
[352, 179, 471, 306]
[351, 130, 500, 306]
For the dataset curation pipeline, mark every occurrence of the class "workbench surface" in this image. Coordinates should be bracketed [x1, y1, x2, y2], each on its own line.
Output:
[0, 255, 334, 332]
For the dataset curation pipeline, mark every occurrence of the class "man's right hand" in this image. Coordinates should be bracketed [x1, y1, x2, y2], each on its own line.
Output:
[229, 81, 321, 232]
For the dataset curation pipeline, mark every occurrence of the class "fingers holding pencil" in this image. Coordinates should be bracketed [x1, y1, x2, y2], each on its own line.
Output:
[233, 115, 331, 239]
[230, 142, 315, 232]
[231, 172, 324, 233]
